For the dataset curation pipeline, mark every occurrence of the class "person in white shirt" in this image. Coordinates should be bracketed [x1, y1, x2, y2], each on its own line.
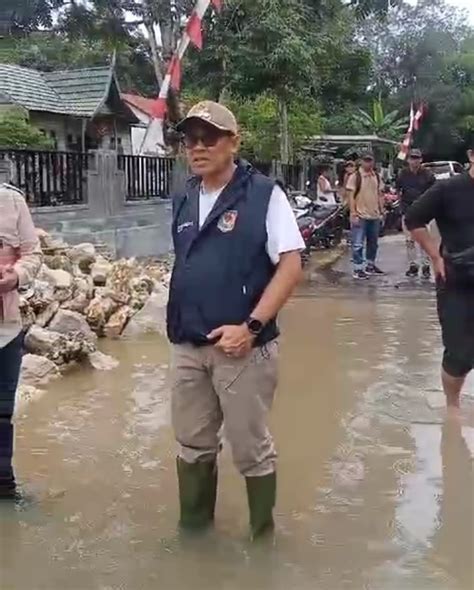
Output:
[316, 164, 336, 205]
[168, 100, 303, 539]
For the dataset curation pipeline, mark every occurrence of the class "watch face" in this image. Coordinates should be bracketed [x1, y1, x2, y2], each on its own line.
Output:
[247, 319, 263, 335]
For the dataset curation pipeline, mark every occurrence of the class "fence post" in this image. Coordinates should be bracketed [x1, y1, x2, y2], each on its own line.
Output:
[87, 150, 126, 218]
[300, 159, 307, 191]
[171, 155, 188, 194]
[271, 160, 280, 179]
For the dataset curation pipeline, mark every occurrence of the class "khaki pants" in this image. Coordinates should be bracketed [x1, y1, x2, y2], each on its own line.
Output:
[171, 341, 279, 477]
[402, 216, 432, 267]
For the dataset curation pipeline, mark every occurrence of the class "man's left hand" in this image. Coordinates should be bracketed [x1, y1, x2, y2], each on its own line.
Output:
[0, 267, 19, 294]
[207, 324, 255, 358]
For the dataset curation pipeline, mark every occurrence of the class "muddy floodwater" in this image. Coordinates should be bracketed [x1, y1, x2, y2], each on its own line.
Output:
[2, 249, 474, 589]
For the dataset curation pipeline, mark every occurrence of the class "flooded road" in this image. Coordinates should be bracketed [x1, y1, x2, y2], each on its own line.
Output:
[2, 236, 473, 590]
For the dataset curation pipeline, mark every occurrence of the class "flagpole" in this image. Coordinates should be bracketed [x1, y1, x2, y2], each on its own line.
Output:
[140, 0, 221, 155]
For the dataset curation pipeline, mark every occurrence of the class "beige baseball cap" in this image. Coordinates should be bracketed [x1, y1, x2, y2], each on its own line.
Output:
[177, 100, 238, 134]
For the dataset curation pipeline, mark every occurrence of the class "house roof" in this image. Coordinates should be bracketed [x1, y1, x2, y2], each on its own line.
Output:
[0, 64, 124, 118]
[121, 93, 156, 117]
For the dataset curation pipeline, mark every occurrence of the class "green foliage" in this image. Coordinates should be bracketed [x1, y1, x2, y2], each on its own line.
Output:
[0, 33, 157, 96]
[353, 97, 407, 139]
[231, 94, 322, 161]
[448, 38, 474, 133]
[182, 90, 322, 161]
[1, 0, 473, 160]
[359, 0, 474, 158]
[0, 109, 54, 149]
[187, 0, 320, 103]
[323, 109, 362, 135]
[1, 0, 65, 34]
[360, 0, 470, 95]
[349, 0, 400, 18]
[189, 0, 371, 106]
[185, 0, 372, 160]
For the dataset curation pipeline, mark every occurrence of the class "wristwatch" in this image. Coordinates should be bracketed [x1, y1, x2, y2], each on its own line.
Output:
[246, 317, 264, 336]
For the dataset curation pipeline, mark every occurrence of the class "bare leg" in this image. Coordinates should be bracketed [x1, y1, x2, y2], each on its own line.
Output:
[441, 368, 465, 418]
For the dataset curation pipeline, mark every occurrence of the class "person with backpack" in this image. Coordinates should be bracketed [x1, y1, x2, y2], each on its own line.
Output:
[0, 157, 42, 500]
[405, 140, 474, 415]
[346, 152, 385, 279]
[396, 149, 436, 278]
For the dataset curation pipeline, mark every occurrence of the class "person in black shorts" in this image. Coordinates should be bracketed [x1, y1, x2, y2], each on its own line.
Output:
[405, 140, 474, 413]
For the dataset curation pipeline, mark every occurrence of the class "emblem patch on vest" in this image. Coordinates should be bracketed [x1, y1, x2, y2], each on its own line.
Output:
[218, 210, 238, 233]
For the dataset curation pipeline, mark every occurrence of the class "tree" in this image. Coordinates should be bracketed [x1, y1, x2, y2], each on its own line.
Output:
[448, 37, 474, 134]
[182, 90, 322, 161]
[359, 0, 474, 158]
[353, 97, 407, 139]
[229, 94, 322, 161]
[3, 33, 157, 96]
[187, 0, 370, 162]
[0, 109, 54, 149]
[0, 0, 65, 35]
[56, 0, 195, 123]
[348, 0, 400, 17]
[415, 35, 474, 158]
[360, 0, 470, 96]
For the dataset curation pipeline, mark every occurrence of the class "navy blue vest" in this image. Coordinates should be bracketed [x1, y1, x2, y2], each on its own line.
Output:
[167, 160, 279, 346]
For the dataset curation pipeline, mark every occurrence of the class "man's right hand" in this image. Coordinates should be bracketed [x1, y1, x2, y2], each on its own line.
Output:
[432, 256, 446, 282]
[350, 213, 360, 226]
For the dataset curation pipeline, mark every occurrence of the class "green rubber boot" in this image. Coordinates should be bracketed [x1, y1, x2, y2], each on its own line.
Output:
[176, 457, 217, 530]
[246, 472, 276, 539]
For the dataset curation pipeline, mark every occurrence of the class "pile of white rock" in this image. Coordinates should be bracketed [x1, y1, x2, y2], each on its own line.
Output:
[18, 230, 171, 391]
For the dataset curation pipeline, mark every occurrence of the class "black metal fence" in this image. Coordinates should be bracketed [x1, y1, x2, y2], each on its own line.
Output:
[252, 161, 273, 177]
[281, 162, 303, 190]
[251, 160, 303, 189]
[0, 149, 89, 207]
[118, 154, 174, 201]
[0, 149, 303, 206]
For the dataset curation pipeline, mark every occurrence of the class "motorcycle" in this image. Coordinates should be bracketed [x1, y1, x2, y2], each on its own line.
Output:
[290, 192, 345, 264]
[380, 186, 402, 235]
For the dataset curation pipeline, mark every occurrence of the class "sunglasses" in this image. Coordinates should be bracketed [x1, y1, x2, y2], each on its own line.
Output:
[182, 129, 232, 149]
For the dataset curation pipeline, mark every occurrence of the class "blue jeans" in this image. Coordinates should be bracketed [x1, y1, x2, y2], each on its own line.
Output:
[351, 218, 381, 270]
[0, 331, 24, 492]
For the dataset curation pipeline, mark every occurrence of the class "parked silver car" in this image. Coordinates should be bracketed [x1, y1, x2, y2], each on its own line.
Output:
[423, 160, 464, 180]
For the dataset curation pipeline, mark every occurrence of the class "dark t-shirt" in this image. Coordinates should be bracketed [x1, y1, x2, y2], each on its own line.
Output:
[396, 167, 435, 213]
[404, 173, 474, 255]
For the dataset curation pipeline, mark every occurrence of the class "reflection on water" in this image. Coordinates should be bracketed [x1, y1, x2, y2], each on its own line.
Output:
[1, 291, 473, 590]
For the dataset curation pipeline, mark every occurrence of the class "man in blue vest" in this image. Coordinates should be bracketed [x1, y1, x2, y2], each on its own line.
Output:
[168, 101, 304, 538]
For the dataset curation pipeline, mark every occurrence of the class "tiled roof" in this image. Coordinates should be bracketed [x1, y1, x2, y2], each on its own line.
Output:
[121, 93, 155, 117]
[0, 64, 115, 117]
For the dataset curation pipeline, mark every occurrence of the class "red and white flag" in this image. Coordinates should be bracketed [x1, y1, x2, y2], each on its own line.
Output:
[140, 0, 220, 154]
[397, 103, 425, 161]
[413, 103, 424, 131]
[408, 102, 415, 133]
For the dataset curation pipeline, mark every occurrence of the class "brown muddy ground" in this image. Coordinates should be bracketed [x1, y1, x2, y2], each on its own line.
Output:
[2, 235, 473, 590]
